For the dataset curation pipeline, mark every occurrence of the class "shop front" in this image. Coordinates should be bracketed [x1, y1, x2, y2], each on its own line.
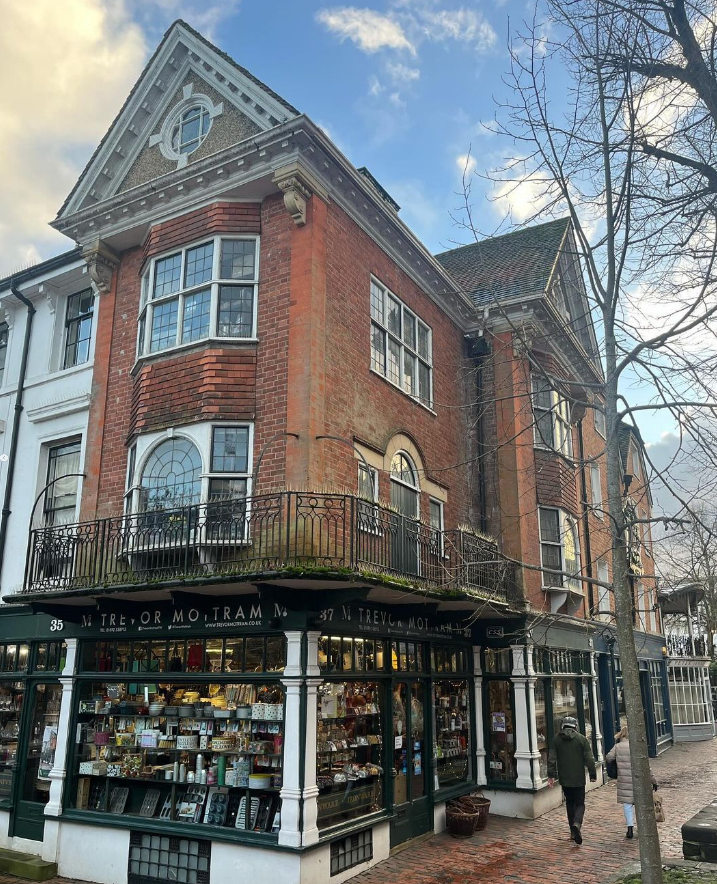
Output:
[0, 594, 487, 884]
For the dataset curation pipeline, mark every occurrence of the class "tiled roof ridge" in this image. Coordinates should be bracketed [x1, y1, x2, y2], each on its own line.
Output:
[435, 216, 571, 259]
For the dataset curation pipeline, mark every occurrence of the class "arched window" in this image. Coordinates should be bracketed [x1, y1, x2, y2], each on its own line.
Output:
[139, 438, 202, 512]
[390, 452, 418, 519]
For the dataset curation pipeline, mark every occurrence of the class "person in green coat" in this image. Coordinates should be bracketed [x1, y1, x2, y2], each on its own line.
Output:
[547, 716, 597, 844]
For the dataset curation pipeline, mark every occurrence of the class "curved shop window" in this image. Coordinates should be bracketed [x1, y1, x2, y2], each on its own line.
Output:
[69, 637, 286, 835]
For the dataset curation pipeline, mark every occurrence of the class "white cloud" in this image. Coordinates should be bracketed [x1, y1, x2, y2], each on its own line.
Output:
[456, 153, 477, 178]
[316, 7, 416, 55]
[368, 75, 384, 96]
[386, 61, 420, 83]
[0, 0, 147, 277]
[420, 8, 496, 51]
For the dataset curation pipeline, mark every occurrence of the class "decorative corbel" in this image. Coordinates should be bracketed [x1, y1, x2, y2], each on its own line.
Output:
[272, 162, 329, 227]
[81, 239, 120, 295]
[38, 282, 59, 316]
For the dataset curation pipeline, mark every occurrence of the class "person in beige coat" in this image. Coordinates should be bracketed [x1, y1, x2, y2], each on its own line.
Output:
[605, 726, 657, 839]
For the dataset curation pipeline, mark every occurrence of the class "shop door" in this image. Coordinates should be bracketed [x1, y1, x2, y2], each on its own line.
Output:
[391, 681, 431, 847]
[11, 682, 62, 841]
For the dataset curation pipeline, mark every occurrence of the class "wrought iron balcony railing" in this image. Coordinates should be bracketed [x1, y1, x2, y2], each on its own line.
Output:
[666, 634, 710, 659]
[22, 491, 516, 601]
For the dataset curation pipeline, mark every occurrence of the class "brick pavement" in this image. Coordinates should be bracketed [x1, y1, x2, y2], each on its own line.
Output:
[0, 740, 713, 884]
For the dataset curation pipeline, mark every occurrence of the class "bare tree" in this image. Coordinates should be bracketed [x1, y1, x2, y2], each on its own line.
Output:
[454, 3, 717, 882]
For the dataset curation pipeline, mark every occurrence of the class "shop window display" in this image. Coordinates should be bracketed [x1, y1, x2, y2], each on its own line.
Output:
[0, 681, 24, 803]
[534, 680, 548, 780]
[318, 636, 386, 674]
[487, 680, 516, 783]
[71, 680, 283, 834]
[433, 680, 470, 788]
[316, 681, 383, 829]
[24, 683, 62, 805]
[551, 678, 578, 737]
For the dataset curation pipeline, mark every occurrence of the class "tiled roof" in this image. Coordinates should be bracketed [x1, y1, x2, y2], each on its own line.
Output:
[435, 217, 570, 306]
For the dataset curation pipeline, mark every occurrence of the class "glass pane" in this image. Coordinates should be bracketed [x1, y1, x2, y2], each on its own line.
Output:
[168, 640, 185, 673]
[211, 426, 249, 473]
[23, 683, 62, 803]
[317, 681, 383, 829]
[220, 240, 256, 281]
[434, 679, 470, 787]
[115, 641, 131, 673]
[184, 242, 214, 288]
[387, 337, 401, 385]
[223, 638, 243, 672]
[418, 361, 431, 406]
[153, 254, 182, 298]
[487, 679, 516, 782]
[205, 638, 223, 673]
[552, 678, 579, 737]
[370, 324, 386, 374]
[266, 637, 286, 672]
[181, 288, 211, 342]
[45, 441, 81, 526]
[539, 509, 560, 543]
[149, 299, 179, 352]
[245, 637, 264, 673]
[35, 644, 47, 672]
[535, 680, 548, 779]
[410, 683, 426, 798]
[150, 641, 167, 673]
[392, 682, 408, 804]
[370, 281, 384, 323]
[218, 285, 254, 337]
[417, 322, 430, 360]
[403, 309, 416, 349]
[387, 297, 401, 336]
[140, 438, 202, 511]
[403, 352, 416, 395]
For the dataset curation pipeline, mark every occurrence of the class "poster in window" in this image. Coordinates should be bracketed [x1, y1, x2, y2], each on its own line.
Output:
[491, 712, 506, 732]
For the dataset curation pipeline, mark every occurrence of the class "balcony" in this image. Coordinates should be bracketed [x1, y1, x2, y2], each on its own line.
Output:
[666, 635, 711, 659]
[21, 491, 516, 603]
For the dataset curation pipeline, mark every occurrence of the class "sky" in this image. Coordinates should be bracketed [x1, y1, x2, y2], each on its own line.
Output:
[0, 0, 690, 458]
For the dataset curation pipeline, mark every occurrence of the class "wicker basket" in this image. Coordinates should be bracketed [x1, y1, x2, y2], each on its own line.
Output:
[445, 808, 479, 838]
[462, 795, 491, 830]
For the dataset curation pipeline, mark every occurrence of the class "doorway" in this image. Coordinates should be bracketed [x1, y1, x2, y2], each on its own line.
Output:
[390, 681, 432, 847]
[390, 452, 420, 577]
[11, 682, 62, 841]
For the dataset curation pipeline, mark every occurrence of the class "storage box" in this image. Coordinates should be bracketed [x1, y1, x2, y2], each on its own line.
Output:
[76, 777, 91, 810]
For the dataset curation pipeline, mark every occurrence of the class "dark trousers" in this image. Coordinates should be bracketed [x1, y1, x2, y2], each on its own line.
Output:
[562, 785, 586, 828]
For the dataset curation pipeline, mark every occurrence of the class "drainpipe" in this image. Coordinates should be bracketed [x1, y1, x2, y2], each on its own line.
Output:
[0, 284, 36, 578]
[467, 336, 490, 534]
[577, 419, 595, 617]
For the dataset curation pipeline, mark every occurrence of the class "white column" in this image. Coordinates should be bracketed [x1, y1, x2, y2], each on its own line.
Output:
[45, 638, 78, 818]
[510, 644, 534, 789]
[524, 645, 543, 786]
[301, 631, 321, 847]
[472, 646, 487, 786]
[589, 651, 604, 762]
[279, 631, 304, 848]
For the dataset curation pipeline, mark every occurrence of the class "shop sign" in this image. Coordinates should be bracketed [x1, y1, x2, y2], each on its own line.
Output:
[486, 628, 504, 638]
[316, 603, 472, 640]
[317, 782, 377, 820]
[74, 598, 290, 636]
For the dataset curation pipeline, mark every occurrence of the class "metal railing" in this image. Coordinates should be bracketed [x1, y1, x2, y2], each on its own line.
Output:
[22, 491, 516, 601]
[666, 634, 710, 659]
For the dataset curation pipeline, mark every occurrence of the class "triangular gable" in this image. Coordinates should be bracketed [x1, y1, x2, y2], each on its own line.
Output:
[57, 20, 299, 219]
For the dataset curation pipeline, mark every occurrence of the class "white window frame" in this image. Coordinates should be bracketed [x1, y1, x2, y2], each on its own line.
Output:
[631, 443, 641, 480]
[531, 376, 573, 457]
[637, 581, 647, 630]
[357, 463, 381, 534]
[62, 289, 95, 370]
[648, 587, 657, 633]
[126, 422, 254, 515]
[137, 235, 260, 360]
[538, 506, 581, 593]
[596, 558, 611, 618]
[590, 463, 603, 517]
[369, 277, 433, 410]
[594, 405, 606, 439]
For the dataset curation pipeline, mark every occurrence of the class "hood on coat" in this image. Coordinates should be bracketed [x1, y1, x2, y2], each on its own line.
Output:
[558, 729, 578, 741]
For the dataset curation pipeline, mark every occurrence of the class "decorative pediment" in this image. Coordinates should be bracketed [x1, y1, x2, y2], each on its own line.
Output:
[57, 20, 298, 220]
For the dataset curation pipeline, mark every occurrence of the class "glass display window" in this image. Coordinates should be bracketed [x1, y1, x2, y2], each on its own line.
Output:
[318, 636, 386, 674]
[551, 677, 578, 736]
[487, 679, 516, 783]
[0, 680, 24, 804]
[433, 679, 470, 788]
[23, 683, 62, 805]
[316, 681, 384, 829]
[534, 680, 548, 780]
[484, 648, 512, 674]
[70, 679, 284, 834]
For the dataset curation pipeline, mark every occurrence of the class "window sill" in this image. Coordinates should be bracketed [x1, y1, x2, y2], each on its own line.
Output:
[369, 367, 436, 415]
[132, 337, 258, 374]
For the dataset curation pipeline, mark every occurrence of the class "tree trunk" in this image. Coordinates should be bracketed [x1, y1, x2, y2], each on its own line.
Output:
[604, 370, 663, 884]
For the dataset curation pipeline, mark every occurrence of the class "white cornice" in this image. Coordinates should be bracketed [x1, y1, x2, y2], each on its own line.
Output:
[26, 392, 91, 423]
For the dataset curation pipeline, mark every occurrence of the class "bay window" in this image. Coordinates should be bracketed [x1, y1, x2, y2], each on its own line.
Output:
[370, 279, 432, 408]
[538, 507, 581, 592]
[138, 237, 259, 357]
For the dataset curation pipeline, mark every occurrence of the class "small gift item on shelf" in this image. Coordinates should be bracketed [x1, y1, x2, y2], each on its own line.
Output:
[203, 788, 229, 826]
[109, 786, 129, 814]
[120, 755, 142, 778]
[176, 736, 199, 750]
[106, 764, 122, 778]
[115, 733, 134, 747]
[249, 773, 271, 790]
[139, 789, 161, 818]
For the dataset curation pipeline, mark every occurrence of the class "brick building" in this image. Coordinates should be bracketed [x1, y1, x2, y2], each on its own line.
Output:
[0, 19, 671, 884]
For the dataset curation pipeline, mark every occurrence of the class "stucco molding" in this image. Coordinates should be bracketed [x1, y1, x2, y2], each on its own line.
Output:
[26, 391, 92, 423]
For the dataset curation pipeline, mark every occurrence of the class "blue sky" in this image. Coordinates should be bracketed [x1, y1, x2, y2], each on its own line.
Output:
[0, 0, 680, 451]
